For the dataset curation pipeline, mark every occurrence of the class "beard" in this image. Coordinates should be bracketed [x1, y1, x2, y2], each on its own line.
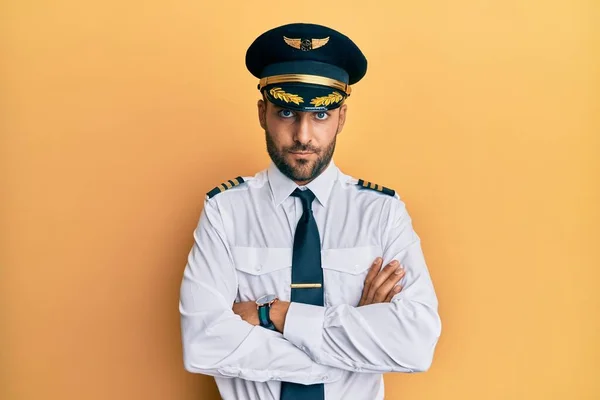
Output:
[265, 129, 337, 183]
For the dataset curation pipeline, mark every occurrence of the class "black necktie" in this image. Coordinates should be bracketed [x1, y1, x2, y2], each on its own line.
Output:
[280, 188, 325, 400]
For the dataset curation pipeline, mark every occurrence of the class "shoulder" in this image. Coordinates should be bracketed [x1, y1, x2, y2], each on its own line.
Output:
[338, 171, 413, 228]
[204, 169, 267, 201]
[354, 178, 397, 197]
[206, 176, 249, 199]
[338, 171, 399, 200]
[339, 172, 409, 226]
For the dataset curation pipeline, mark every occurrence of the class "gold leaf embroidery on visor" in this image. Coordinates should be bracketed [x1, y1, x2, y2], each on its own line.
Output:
[310, 92, 343, 107]
[269, 87, 304, 105]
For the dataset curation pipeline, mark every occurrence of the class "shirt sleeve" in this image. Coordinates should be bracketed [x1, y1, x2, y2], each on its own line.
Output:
[283, 196, 442, 373]
[179, 197, 344, 384]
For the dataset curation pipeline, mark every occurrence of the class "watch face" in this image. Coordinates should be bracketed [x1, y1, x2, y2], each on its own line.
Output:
[256, 294, 277, 305]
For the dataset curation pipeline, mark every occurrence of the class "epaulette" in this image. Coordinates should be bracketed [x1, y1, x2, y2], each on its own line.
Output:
[206, 176, 245, 199]
[356, 179, 395, 197]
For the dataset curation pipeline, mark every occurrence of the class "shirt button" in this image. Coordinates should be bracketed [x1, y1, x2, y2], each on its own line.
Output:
[322, 375, 329, 381]
[255, 264, 262, 272]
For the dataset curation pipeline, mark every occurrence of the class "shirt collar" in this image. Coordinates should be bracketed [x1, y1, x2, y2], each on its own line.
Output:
[267, 159, 339, 208]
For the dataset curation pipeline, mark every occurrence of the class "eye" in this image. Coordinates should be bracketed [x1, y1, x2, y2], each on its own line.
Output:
[315, 111, 329, 120]
[278, 109, 295, 118]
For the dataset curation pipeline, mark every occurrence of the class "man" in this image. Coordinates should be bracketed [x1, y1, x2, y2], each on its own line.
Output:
[179, 23, 441, 400]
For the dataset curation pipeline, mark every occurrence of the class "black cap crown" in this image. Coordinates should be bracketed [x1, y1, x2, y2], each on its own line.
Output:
[246, 23, 367, 111]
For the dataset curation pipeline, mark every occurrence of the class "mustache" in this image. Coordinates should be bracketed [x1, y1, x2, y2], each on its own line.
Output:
[286, 144, 320, 153]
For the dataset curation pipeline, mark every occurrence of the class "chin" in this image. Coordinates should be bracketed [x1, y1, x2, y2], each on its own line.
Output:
[288, 161, 314, 179]
[289, 157, 312, 168]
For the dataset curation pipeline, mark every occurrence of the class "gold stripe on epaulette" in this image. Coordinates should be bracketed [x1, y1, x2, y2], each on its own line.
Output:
[207, 176, 246, 199]
[356, 178, 396, 197]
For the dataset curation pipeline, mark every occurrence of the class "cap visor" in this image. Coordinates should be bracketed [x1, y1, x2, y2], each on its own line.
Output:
[263, 83, 346, 111]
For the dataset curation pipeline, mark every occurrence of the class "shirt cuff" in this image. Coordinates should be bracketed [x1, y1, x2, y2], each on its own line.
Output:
[283, 302, 325, 360]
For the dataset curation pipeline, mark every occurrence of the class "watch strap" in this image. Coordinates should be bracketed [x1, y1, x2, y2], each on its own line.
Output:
[258, 304, 276, 330]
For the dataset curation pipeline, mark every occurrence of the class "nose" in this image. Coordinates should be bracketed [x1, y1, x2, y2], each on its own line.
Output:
[293, 113, 312, 145]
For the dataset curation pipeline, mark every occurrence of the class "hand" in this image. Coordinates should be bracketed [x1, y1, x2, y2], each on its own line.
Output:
[269, 300, 290, 333]
[358, 258, 405, 306]
[232, 301, 260, 326]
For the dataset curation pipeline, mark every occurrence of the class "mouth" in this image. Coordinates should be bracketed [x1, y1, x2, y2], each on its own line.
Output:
[289, 151, 315, 155]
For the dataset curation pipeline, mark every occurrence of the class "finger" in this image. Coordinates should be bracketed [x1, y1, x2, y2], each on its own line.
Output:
[373, 266, 405, 303]
[384, 285, 403, 303]
[372, 265, 404, 303]
[365, 261, 397, 304]
[363, 257, 382, 287]
[365, 260, 400, 304]
[359, 257, 382, 306]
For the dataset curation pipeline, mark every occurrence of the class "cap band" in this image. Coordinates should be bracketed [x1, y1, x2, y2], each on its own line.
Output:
[259, 74, 352, 95]
[260, 60, 349, 82]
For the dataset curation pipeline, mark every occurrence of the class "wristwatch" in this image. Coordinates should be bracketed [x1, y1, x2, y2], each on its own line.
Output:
[256, 294, 279, 330]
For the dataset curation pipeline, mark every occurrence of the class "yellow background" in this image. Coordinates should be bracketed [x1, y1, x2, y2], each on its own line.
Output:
[2, 1, 599, 399]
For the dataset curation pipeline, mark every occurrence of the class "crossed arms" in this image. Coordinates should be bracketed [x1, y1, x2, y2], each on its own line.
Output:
[179, 198, 441, 384]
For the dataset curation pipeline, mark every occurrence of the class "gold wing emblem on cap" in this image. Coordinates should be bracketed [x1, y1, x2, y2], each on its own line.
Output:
[311, 37, 330, 49]
[283, 36, 330, 51]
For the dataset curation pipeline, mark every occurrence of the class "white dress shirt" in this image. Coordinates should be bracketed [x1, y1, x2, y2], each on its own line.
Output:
[179, 160, 441, 400]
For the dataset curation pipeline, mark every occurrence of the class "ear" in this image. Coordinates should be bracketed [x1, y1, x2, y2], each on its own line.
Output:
[257, 99, 267, 130]
[336, 103, 348, 135]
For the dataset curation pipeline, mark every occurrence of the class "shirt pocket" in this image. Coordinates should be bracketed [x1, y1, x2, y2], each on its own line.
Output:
[231, 247, 292, 302]
[321, 245, 381, 306]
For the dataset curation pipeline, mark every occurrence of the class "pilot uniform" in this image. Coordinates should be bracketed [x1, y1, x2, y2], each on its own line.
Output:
[179, 22, 441, 400]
